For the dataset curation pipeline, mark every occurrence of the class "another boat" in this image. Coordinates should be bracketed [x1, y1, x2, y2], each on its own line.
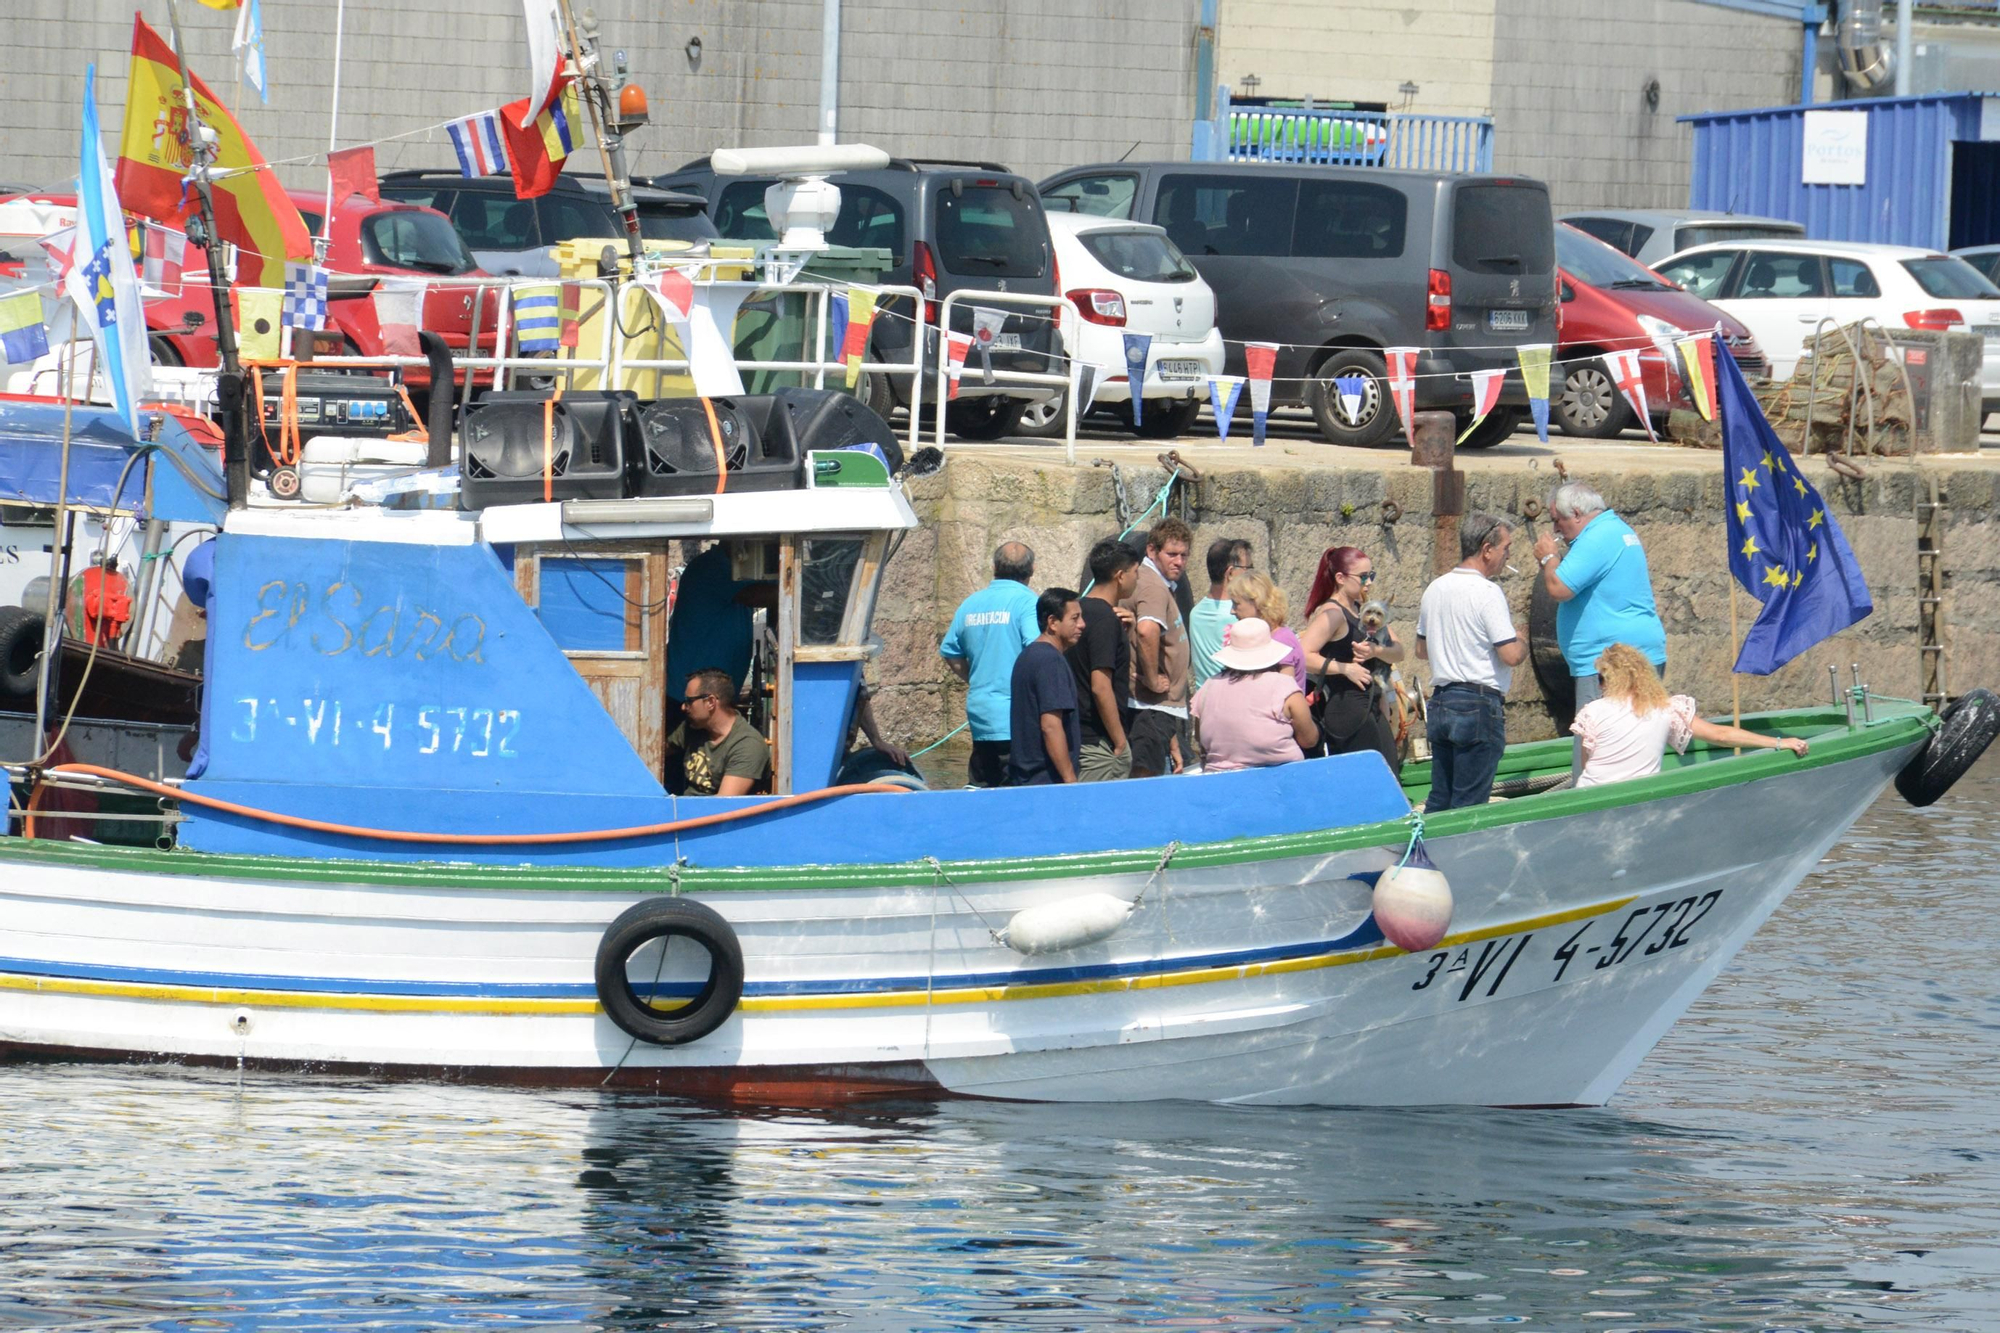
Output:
[3, 396, 1988, 1106]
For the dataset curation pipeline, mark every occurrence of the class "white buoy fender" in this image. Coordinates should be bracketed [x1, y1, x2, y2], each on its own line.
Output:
[998, 893, 1136, 956]
[1373, 849, 1453, 953]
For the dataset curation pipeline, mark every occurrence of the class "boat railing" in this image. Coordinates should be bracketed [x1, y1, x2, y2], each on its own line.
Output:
[933, 288, 1086, 462]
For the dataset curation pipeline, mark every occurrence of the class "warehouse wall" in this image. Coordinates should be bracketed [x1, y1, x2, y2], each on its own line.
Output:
[1213, 0, 1499, 121]
[1488, 0, 1804, 212]
[0, 0, 1199, 197]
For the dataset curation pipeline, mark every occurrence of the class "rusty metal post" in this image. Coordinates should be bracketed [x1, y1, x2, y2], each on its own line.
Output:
[1410, 410, 1463, 577]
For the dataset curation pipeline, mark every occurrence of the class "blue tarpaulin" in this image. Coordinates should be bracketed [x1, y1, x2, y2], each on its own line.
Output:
[0, 398, 226, 523]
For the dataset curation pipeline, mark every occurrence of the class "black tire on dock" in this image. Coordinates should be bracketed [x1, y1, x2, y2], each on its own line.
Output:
[1527, 575, 1574, 733]
[1895, 687, 2000, 808]
[593, 897, 745, 1046]
[0, 606, 46, 701]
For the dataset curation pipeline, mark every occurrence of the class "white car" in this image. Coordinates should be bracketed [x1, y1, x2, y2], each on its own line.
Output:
[1021, 212, 1225, 438]
[1654, 238, 2000, 409]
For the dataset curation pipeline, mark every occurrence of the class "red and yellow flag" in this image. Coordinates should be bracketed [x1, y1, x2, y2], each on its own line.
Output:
[115, 14, 308, 288]
[499, 80, 581, 200]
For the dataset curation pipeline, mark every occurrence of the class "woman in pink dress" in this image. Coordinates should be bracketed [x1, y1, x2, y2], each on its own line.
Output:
[1572, 643, 1809, 788]
[1190, 618, 1320, 771]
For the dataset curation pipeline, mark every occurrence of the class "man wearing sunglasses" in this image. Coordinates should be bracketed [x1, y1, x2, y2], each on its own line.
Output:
[666, 669, 769, 797]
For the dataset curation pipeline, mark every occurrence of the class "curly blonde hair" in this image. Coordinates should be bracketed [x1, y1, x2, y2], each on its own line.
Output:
[1594, 643, 1669, 714]
[1230, 569, 1289, 627]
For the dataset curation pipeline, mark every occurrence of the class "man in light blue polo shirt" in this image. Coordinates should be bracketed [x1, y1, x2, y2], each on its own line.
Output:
[940, 542, 1039, 786]
[1532, 481, 1666, 709]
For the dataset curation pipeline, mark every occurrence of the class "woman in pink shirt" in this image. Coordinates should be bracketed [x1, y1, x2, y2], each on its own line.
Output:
[1572, 644, 1808, 788]
[1190, 618, 1320, 771]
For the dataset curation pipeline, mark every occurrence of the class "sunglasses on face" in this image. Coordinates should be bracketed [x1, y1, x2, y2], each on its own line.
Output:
[1347, 570, 1375, 584]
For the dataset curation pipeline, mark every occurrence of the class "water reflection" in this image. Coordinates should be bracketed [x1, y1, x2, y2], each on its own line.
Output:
[2, 760, 1997, 1329]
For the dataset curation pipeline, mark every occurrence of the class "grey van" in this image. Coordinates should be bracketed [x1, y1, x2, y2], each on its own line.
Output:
[653, 158, 1061, 440]
[1038, 161, 1559, 447]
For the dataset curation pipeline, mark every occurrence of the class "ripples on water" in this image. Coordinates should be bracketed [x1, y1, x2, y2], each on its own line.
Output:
[5, 764, 1998, 1331]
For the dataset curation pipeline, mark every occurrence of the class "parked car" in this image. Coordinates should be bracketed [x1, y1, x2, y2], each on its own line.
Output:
[1553, 223, 1765, 438]
[654, 158, 1061, 439]
[1561, 209, 1804, 268]
[1017, 212, 1223, 438]
[1037, 161, 1559, 448]
[1951, 244, 2000, 287]
[1653, 238, 2000, 410]
[377, 171, 717, 276]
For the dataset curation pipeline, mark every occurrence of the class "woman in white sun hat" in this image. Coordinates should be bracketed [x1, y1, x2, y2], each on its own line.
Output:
[1189, 618, 1321, 771]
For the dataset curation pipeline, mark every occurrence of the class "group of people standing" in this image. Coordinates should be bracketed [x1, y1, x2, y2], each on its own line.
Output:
[938, 478, 1812, 802]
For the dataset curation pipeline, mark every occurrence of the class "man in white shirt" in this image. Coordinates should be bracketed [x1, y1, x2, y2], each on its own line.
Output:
[1415, 513, 1527, 812]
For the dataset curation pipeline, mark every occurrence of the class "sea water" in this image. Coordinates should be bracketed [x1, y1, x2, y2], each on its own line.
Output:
[2, 761, 1996, 1331]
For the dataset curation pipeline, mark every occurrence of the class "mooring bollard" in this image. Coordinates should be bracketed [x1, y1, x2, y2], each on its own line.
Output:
[1410, 411, 1463, 577]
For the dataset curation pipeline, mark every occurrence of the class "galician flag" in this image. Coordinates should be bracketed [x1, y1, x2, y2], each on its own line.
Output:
[1718, 331, 1871, 674]
[72, 64, 153, 438]
[233, 0, 268, 104]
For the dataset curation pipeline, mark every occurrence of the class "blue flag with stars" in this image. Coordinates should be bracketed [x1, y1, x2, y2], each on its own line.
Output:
[1718, 332, 1872, 675]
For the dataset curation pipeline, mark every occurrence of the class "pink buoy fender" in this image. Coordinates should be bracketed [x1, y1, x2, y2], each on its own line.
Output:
[1373, 840, 1453, 952]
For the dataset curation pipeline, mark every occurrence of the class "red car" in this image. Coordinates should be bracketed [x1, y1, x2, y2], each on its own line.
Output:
[1554, 223, 1765, 437]
[0, 190, 489, 386]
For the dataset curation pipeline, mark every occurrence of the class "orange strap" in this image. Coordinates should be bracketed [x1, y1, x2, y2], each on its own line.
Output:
[24, 763, 909, 845]
[279, 363, 303, 467]
[542, 379, 566, 503]
[700, 396, 728, 495]
[391, 383, 427, 444]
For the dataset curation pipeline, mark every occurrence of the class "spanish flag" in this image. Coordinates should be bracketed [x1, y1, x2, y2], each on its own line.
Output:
[499, 79, 581, 200]
[114, 15, 309, 288]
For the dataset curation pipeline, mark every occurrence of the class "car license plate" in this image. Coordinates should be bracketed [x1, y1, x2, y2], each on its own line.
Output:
[1977, 324, 2000, 339]
[1157, 359, 1202, 381]
[1487, 309, 1530, 332]
[993, 332, 1022, 350]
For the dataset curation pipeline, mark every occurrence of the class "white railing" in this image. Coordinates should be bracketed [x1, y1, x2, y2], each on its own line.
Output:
[933, 288, 1083, 463]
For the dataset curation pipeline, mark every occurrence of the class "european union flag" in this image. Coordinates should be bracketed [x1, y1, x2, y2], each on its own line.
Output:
[1718, 331, 1872, 674]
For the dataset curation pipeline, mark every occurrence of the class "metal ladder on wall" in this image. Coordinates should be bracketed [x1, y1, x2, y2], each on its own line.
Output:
[1917, 474, 1947, 712]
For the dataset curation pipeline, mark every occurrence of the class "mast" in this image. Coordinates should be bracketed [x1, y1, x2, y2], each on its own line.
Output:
[163, 0, 251, 509]
[555, 0, 644, 272]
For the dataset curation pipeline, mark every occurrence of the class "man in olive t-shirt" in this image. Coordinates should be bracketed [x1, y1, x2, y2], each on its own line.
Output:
[666, 669, 770, 796]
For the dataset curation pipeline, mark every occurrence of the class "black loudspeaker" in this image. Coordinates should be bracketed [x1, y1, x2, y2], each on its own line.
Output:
[772, 388, 904, 475]
[632, 395, 800, 495]
[457, 389, 633, 510]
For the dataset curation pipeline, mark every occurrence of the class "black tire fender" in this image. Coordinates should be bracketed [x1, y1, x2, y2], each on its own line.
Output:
[0, 605, 46, 701]
[594, 897, 745, 1046]
[1896, 687, 2000, 808]
[1527, 573, 1575, 733]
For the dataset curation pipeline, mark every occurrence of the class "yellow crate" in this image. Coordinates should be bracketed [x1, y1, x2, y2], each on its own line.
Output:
[542, 240, 757, 394]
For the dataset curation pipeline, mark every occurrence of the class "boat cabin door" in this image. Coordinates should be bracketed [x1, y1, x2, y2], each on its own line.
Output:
[514, 546, 670, 781]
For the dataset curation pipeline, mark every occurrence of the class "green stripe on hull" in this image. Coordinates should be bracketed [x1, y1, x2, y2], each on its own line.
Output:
[0, 706, 1929, 893]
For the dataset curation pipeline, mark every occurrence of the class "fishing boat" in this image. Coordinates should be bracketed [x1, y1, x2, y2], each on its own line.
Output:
[2, 392, 1993, 1107]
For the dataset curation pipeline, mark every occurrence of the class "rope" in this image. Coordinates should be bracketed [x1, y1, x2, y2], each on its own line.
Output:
[907, 721, 967, 759]
[1396, 811, 1426, 868]
[23, 763, 910, 845]
[1127, 840, 1181, 910]
[923, 855, 1007, 941]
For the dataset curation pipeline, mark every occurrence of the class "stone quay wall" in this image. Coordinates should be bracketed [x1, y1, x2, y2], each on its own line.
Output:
[870, 445, 2000, 749]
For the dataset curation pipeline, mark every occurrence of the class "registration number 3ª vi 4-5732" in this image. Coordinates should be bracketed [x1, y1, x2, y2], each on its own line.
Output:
[1409, 889, 1725, 1004]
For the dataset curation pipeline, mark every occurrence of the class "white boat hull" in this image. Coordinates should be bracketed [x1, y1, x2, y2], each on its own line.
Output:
[0, 736, 1912, 1107]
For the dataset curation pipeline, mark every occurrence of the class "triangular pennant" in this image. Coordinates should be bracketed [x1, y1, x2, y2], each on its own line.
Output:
[1208, 375, 1245, 442]
[1602, 347, 1656, 441]
[1455, 368, 1507, 444]
[1123, 331, 1152, 428]
[1332, 374, 1368, 426]
[1384, 346, 1419, 442]
[971, 307, 1006, 384]
[1244, 341, 1278, 447]
[647, 268, 694, 325]
[1677, 332, 1717, 422]
[1073, 361, 1106, 419]
[945, 332, 972, 400]
[843, 288, 878, 388]
[1517, 343, 1553, 443]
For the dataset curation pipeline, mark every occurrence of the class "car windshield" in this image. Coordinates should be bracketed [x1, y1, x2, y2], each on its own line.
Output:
[935, 185, 1047, 278]
[1556, 225, 1669, 289]
[1078, 228, 1194, 283]
[363, 210, 475, 274]
[635, 200, 719, 244]
[1902, 256, 2000, 300]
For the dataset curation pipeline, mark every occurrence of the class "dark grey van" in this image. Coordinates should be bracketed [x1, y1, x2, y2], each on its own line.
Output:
[1038, 161, 1558, 447]
[652, 159, 1061, 440]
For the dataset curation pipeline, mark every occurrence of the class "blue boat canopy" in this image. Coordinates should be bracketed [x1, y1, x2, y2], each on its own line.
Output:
[0, 398, 226, 524]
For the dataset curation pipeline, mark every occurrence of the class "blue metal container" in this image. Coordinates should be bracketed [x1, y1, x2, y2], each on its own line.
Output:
[1682, 93, 2000, 251]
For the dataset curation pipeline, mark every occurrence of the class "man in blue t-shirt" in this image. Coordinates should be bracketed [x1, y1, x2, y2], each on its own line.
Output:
[939, 541, 1038, 786]
[1009, 588, 1085, 785]
[1532, 482, 1666, 709]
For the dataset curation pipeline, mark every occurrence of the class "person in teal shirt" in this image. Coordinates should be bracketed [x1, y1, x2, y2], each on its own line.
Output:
[940, 542, 1039, 785]
[1532, 482, 1666, 708]
[1188, 537, 1252, 692]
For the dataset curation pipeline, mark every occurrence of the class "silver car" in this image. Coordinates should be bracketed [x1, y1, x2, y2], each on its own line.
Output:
[1562, 209, 1805, 268]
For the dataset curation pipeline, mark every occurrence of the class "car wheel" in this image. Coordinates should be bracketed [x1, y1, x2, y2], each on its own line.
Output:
[852, 368, 901, 423]
[1456, 405, 1525, 450]
[946, 398, 1027, 442]
[1132, 398, 1202, 439]
[1308, 348, 1396, 447]
[147, 335, 183, 368]
[1016, 389, 1070, 438]
[1556, 361, 1633, 438]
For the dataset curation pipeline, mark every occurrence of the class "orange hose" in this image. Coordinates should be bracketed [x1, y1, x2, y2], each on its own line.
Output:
[28, 763, 908, 846]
